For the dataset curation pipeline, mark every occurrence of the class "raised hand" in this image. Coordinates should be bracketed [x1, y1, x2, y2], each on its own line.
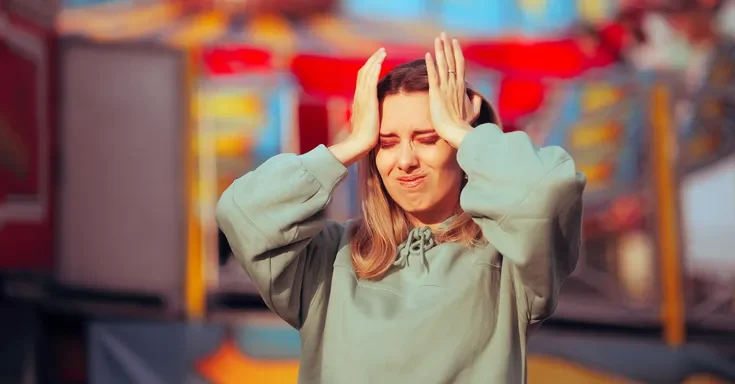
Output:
[330, 48, 387, 166]
[350, 48, 387, 150]
[425, 33, 476, 149]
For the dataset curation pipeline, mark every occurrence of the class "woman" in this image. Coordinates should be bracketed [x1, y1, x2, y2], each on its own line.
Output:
[217, 33, 586, 384]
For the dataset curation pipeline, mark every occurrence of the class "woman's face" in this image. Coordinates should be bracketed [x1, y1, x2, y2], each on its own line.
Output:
[375, 92, 464, 226]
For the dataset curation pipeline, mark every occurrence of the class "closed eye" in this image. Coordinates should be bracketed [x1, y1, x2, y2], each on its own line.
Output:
[417, 135, 440, 145]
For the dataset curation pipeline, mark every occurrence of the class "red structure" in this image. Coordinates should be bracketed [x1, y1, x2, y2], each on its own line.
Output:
[0, 13, 56, 272]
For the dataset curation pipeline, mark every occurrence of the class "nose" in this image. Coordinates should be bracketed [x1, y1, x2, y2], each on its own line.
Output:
[396, 142, 420, 172]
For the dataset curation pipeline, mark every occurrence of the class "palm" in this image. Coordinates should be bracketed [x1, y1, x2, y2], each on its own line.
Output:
[425, 33, 474, 148]
[349, 48, 386, 149]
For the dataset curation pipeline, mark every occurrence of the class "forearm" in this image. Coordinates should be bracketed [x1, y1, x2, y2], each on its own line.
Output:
[216, 146, 348, 327]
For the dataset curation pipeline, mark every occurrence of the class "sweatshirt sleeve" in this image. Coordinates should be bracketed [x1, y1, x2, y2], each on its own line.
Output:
[215, 144, 348, 329]
[457, 123, 586, 323]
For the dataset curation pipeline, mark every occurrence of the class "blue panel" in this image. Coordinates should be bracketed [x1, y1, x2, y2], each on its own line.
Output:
[236, 324, 302, 359]
[342, 0, 432, 23]
[540, 67, 649, 207]
[89, 317, 301, 383]
[520, 0, 578, 37]
[255, 75, 291, 166]
[440, 0, 521, 36]
[63, 0, 123, 8]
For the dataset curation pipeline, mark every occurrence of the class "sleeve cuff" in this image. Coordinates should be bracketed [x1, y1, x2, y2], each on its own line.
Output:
[457, 123, 504, 165]
[299, 144, 349, 191]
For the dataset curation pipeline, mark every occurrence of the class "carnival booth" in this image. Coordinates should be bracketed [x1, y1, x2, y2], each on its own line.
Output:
[53, 3, 310, 319]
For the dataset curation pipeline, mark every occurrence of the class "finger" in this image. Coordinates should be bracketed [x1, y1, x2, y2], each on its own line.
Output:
[452, 39, 465, 85]
[441, 32, 456, 74]
[363, 48, 385, 78]
[368, 48, 386, 77]
[358, 48, 385, 83]
[434, 37, 448, 85]
[367, 50, 387, 93]
[425, 52, 439, 90]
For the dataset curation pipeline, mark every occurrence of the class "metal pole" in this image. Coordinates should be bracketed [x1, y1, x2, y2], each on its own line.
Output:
[649, 83, 686, 346]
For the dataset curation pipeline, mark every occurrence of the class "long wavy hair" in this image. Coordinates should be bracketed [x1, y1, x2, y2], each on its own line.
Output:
[349, 59, 501, 280]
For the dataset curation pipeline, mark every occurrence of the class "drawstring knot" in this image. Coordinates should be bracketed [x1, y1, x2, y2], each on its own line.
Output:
[393, 226, 436, 271]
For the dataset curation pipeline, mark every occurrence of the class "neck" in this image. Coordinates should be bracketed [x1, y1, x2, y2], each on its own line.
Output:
[407, 204, 458, 229]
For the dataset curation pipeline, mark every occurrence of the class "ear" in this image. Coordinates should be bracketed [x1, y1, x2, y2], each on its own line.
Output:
[470, 93, 483, 124]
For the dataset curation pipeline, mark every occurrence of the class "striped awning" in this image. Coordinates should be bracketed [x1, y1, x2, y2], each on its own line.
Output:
[56, 3, 442, 60]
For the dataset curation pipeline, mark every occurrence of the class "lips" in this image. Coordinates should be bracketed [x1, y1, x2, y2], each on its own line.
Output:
[396, 174, 426, 188]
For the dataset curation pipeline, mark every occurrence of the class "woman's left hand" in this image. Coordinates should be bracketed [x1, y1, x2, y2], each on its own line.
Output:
[425, 33, 474, 149]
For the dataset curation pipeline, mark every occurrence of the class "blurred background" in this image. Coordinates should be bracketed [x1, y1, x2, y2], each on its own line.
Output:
[1, 0, 735, 382]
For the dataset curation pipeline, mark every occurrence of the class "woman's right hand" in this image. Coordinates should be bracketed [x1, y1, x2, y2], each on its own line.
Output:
[329, 48, 387, 167]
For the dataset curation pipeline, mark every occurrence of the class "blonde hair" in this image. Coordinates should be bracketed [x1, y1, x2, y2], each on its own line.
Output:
[349, 59, 501, 280]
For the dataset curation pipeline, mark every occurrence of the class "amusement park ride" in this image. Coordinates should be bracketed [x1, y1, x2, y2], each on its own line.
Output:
[1, 0, 734, 382]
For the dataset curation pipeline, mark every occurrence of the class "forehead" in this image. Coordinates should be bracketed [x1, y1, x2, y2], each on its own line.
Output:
[379, 93, 432, 135]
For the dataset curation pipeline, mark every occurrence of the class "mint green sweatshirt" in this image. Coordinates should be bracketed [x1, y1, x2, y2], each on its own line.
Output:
[216, 123, 586, 384]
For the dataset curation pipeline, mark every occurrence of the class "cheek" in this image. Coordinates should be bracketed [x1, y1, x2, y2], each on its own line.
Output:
[419, 145, 460, 174]
[374, 150, 395, 178]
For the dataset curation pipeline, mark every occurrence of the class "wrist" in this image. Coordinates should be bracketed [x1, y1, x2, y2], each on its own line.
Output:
[445, 124, 473, 149]
[328, 137, 373, 167]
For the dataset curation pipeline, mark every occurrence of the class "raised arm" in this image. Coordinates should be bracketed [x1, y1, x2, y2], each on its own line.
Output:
[457, 123, 586, 323]
[425, 33, 586, 324]
[217, 47, 387, 329]
[216, 145, 348, 328]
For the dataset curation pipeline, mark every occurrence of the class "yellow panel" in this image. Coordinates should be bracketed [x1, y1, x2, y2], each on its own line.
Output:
[578, 162, 615, 185]
[579, 0, 607, 23]
[519, 0, 547, 15]
[246, 14, 296, 57]
[58, 3, 179, 39]
[570, 123, 622, 148]
[167, 10, 227, 48]
[582, 83, 622, 112]
[199, 92, 265, 120]
[104, 3, 182, 40]
[185, 51, 206, 320]
[215, 136, 252, 157]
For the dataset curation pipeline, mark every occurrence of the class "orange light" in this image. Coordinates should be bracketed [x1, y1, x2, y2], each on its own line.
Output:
[196, 339, 300, 384]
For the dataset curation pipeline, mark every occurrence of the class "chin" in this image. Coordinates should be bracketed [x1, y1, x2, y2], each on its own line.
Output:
[393, 195, 437, 216]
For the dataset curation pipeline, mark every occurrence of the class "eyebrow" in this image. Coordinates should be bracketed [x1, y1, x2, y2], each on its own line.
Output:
[379, 129, 437, 138]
